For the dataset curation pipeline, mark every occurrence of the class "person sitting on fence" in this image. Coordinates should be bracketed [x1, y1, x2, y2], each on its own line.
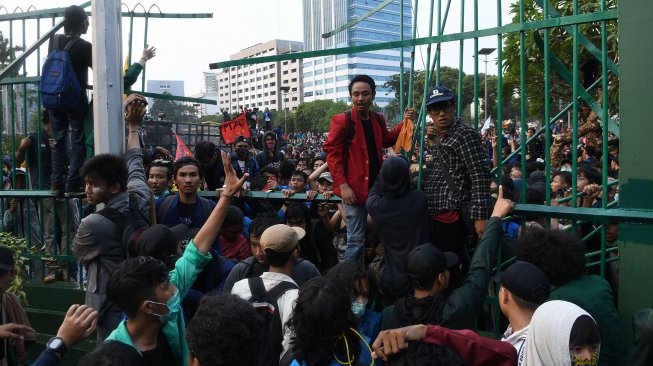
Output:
[147, 159, 173, 200]
[72, 94, 151, 342]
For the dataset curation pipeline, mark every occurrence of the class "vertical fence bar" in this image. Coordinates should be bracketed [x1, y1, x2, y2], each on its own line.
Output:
[128, 12, 134, 68]
[518, 0, 527, 202]
[406, 0, 420, 109]
[435, 0, 442, 85]
[417, 0, 436, 190]
[141, 14, 150, 92]
[456, 0, 465, 117]
[543, 1, 552, 207]
[21, 18, 33, 250]
[571, 0, 579, 209]
[496, 0, 503, 186]
[36, 18, 45, 251]
[399, 0, 404, 113]
[600, 0, 609, 277]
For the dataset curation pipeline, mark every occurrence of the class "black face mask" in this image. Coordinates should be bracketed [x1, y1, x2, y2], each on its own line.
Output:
[235, 148, 249, 160]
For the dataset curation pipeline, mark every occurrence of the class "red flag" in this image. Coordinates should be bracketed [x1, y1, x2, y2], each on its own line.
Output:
[220, 113, 251, 144]
[173, 131, 193, 160]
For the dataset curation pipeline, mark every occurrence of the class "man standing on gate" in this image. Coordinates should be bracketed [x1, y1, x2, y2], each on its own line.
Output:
[423, 85, 491, 286]
[324, 75, 410, 262]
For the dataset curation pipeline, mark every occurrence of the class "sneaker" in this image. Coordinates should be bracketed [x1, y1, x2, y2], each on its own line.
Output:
[43, 273, 56, 283]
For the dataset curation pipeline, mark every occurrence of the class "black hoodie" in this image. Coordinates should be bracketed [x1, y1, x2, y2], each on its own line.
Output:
[366, 156, 431, 300]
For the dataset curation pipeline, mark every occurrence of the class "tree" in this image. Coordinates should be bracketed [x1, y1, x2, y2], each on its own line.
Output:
[502, 0, 618, 120]
[148, 92, 198, 123]
[291, 100, 350, 132]
[0, 30, 24, 77]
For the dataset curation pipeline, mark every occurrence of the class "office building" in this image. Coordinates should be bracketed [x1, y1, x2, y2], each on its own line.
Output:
[302, 0, 412, 107]
[146, 80, 185, 106]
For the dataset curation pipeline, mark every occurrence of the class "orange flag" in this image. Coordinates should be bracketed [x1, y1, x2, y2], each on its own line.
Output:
[173, 131, 193, 160]
[394, 117, 414, 154]
[220, 112, 251, 144]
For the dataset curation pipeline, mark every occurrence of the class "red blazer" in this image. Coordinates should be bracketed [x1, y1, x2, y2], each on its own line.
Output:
[324, 107, 403, 205]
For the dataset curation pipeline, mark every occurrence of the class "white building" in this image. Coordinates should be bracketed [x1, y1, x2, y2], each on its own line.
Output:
[302, 0, 412, 107]
[217, 39, 303, 113]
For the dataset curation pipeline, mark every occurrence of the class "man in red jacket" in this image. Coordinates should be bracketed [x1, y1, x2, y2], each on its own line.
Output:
[323, 75, 409, 262]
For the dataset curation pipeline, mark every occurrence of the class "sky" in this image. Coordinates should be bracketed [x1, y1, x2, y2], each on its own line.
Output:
[1, 0, 513, 96]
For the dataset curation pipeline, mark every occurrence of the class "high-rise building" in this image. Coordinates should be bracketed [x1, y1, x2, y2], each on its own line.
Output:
[203, 72, 218, 93]
[217, 39, 303, 113]
[146, 80, 185, 106]
[302, 0, 412, 107]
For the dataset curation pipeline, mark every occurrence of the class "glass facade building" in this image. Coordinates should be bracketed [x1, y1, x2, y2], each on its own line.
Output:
[302, 0, 412, 107]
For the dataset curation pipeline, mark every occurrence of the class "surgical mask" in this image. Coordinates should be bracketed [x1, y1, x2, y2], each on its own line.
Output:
[147, 288, 180, 324]
[561, 167, 572, 172]
[351, 301, 367, 318]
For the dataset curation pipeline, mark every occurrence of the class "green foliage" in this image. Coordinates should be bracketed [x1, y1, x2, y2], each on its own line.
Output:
[291, 99, 351, 132]
[0, 232, 30, 300]
[148, 92, 199, 123]
[0, 31, 25, 77]
[502, 0, 619, 119]
[198, 114, 221, 123]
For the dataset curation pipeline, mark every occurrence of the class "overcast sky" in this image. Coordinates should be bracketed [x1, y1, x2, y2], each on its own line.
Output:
[1, 0, 512, 95]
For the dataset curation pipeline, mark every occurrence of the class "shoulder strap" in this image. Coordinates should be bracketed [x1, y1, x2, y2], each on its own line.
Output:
[248, 277, 267, 303]
[343, 111, 355, 178]
[62, 36, 81, 52]
[95, 207, 128, 257]
[432, 137, 461, 199]
[198, 196, 213, 218]
[156, 195, 176, 224]
[266, 280, 298, 302]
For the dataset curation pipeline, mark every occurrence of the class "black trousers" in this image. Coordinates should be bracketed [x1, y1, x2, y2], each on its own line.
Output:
[430, 219, 472, 289]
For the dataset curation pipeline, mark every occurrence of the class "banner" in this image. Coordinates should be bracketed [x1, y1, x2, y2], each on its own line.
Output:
[220, 113, 251, 144]
[173, 131, 194, 160]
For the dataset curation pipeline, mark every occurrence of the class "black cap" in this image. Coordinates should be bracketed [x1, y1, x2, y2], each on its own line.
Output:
[170, 223, 199, 244]
[494, 261, 550, 305]
[405, 243, 459, 289]
[425, 85, 455, 108]
[0, 247, 15, 271]
[136, 224, 178, 257]
[232, 135, 249, 146]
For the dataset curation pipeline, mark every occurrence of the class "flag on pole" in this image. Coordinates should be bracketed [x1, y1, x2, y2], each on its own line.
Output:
[481, 116, 492, 134]
[173, 131, 193, 160]
[220, 112, 251, 144]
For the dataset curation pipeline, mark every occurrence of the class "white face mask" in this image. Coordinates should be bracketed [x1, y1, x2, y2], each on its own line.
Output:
[351, 300, 367, 318]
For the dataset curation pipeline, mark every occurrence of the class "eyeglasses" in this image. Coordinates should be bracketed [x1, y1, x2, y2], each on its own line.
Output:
[427, 104, 454, 114]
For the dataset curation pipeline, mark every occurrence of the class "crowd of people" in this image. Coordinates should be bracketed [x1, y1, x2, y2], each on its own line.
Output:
[0, 5, 650, 366]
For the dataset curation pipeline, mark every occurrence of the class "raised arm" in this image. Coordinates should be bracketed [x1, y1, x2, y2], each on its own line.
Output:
[192, 151, 248, 254]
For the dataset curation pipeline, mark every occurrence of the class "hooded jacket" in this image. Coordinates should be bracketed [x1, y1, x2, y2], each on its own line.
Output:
[366, 156, 430, 299]
[255, 131, 284, 168]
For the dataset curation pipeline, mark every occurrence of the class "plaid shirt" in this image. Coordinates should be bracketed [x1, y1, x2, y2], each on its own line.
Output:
[424, 118, 492, 220]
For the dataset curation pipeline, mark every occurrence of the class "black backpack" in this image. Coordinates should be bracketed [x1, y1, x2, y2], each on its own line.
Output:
[97, 193, 150, 258]
[247, 277, 298, 366]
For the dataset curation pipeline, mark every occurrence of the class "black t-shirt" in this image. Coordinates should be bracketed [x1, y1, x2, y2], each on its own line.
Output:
[361, 118, 380, 187]
[178, 202, 196, 226]
[141, 331, 175, 366]
[48, 35, 92, 88]
[26, 130, 52, 189]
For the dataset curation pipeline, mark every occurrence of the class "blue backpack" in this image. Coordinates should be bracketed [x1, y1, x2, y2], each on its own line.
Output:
[40, 35, 82, 110]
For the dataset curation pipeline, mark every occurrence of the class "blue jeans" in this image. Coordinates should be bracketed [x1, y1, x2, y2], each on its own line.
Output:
[49, 97, 87, 189]
[343, 203, 367, 262]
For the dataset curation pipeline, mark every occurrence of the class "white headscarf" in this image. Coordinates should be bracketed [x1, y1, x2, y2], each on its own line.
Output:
[524, 300, 595, 366]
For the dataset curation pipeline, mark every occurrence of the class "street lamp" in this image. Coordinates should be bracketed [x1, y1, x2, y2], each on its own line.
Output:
[477, 47, 496, 122]
[280, 86, 290, 133]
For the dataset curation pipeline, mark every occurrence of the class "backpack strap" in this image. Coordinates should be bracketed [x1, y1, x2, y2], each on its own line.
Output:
[265, 280, 299, 302]
[95, 206, 128, 258]
[156, 195, 176, 224]
[62, 36, 81, 52]
[343, 111, 355, 178]
[248, 277, 268, 303]
[198, 196, 214, 219]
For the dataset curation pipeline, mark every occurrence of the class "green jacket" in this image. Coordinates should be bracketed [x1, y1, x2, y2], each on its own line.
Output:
[550, 275, 626, 366]
[381, 216, 504, 331]
[106, 240, 211, 366]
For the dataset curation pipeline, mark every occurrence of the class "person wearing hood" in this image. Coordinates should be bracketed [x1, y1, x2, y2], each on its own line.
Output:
[256, 131, 284, 168]
[524, 300, 601, 366]
[380, 186, 513, 332]
[366, 156, 430, 302]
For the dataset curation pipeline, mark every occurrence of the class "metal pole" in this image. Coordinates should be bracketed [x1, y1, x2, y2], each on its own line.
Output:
[92, 0, 124, 154]
[484, 55, 488, 122]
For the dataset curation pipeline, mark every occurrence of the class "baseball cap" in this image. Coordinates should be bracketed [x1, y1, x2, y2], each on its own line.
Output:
[233, 135, 249, 146]
[424, 85, 455, 108]
[317, 172, 333, 183]
[136, 224, 178, 257]
[260, 224, 306, 254]
[0, 247, 15, 271]
[405, 243, 459, 288]
[494, 261, 550, 304]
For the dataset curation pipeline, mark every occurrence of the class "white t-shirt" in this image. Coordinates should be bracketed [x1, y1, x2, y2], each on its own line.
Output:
[502, 324, 529, 366]
[231, 272, 299, 355]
